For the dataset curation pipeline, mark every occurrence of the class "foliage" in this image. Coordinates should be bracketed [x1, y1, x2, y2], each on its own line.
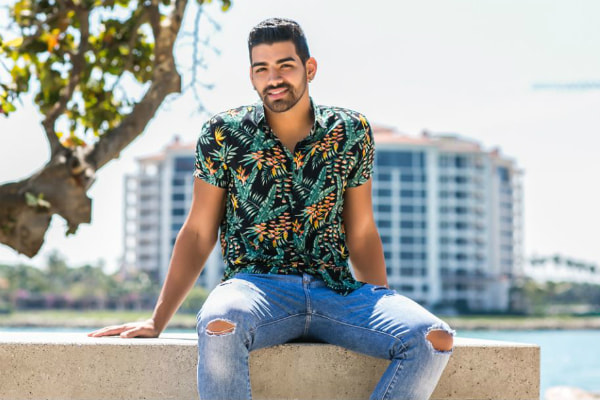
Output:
[0, 251, 169, 311]
[0, 0, 231, 258]
[513, 279, 600, 316]
[179, 285, 209, 313]
[0, 0, 228, 141]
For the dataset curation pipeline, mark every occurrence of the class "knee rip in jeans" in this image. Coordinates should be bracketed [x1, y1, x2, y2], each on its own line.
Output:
[425, 325, 455, 352]
[206, 319, 236, 336]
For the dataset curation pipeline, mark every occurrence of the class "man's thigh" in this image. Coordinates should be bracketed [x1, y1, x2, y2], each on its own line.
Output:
[308, 283, 452, 359]
[196, 273, 308, 351]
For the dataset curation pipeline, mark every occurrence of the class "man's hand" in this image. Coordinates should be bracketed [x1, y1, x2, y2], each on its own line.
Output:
[87, 319, 159, 338]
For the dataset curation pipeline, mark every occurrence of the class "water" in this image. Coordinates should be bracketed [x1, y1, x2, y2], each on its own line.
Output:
[2, 327, 598, 397]
[459, 330, 600, 397]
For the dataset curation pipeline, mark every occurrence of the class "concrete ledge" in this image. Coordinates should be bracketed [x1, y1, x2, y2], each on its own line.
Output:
[0, 332, 539, 400]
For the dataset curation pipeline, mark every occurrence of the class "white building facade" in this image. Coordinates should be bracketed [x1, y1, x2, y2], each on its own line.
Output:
[122, 138, 224, 289]
[123, 129, 524, 312]
[371, 128, 523, 312]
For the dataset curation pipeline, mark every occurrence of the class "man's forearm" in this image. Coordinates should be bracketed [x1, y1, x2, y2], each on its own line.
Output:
[150, 227, 216, 333]
[347, 227, 388, 287]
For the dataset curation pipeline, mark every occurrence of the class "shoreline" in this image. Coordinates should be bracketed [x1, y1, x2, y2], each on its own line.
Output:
[2, 310, 600, 331]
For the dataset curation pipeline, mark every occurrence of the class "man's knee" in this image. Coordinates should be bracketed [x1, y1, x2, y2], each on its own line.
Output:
[206, 319, 236, 336]
[426, 329, 454, 352]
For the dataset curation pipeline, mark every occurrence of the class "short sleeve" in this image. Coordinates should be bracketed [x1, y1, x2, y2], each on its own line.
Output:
[346, 117, 375, 188]
[193, 120, 230, 188]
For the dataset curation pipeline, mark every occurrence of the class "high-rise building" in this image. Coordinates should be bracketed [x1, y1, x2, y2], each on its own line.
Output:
[122, 137, 224, 289]
[371, 127, 523, 312]
[122, 128, 524, 312]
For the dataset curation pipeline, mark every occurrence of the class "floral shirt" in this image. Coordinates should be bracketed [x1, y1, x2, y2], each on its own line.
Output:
[193, 99, 375, 295]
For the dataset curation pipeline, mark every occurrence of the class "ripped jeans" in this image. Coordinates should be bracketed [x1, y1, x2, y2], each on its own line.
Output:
[196, 273, 454, 400]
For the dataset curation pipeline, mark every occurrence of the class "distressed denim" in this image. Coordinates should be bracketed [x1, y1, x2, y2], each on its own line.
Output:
[196, 273, 454, 400]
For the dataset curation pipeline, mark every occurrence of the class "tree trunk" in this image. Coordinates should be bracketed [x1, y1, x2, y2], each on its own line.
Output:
[0, 0, 188, 257]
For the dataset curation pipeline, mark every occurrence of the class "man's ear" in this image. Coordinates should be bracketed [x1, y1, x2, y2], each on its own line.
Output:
[306, 57, 317, 82]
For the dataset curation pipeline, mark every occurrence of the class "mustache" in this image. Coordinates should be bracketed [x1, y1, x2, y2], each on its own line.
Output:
[262, 83, 291, 96]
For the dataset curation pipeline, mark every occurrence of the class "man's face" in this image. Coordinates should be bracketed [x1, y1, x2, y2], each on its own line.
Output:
[250, 41, 314, 113]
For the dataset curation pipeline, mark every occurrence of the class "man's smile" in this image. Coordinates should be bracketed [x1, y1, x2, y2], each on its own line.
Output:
[265, 86, 290, 99]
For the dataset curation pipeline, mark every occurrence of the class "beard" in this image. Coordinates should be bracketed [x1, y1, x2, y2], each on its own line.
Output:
[259, 79, 307, 113]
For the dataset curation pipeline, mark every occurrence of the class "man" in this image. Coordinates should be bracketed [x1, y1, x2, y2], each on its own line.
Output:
[90, 18, 454, 400]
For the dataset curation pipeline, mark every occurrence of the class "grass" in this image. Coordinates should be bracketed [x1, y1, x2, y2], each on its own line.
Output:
[2, 310, 600, 330]
[0, 309, 198, 329]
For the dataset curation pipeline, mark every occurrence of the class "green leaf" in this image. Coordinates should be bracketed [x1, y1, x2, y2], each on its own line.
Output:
[5, 37, 24, 48]
[25, 192, 51, 210]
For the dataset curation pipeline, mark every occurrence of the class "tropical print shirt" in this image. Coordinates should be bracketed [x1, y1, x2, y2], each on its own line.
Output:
[193, 98, 375, 295]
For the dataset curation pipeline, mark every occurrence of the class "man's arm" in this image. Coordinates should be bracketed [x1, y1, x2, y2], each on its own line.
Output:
[342, 178, 388, 287]
[88, 178, 226, 338]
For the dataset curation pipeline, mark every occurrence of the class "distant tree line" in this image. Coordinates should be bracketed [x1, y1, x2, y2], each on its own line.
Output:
[0, 251, 208, 314]
[511, 279, 600, 316]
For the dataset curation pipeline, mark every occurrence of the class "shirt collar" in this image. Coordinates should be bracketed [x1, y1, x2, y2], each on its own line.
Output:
[253, 97, 328, 133]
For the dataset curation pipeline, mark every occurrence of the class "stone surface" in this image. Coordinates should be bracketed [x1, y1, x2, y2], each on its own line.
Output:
[0, 332, 539, 400]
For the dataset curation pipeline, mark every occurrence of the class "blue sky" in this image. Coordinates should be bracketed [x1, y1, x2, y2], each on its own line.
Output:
[1, 0, 599, 271]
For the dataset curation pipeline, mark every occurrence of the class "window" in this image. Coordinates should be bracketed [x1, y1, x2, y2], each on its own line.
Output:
[377, 188, 392, 197]
[402, 205, 426, 214]
[175, 157, 195, 172]
[401, 174, 426, 183]
[497, 166, 510, 183]
[400, 236, 426, 245]
[401, 205, 414, 213]
[172, 178, 186, 186]
[401, 236, 415, 245]
[401, 221, 414, 229]
[172, 193, 185, 201]
[455, 222, 468, 230]
[172, 208, 185, 216]
[401, 174, 414, 182]
[377, 173, 392, 182]
[400, 285, 414, 292]
[401, 190, 426, 198]
[377, 204, 392, 213]
[455, 156, 468, 169]
[378, 220, 391, 228]
[376, 151, 411, 167]
[455, 253, 468, 261]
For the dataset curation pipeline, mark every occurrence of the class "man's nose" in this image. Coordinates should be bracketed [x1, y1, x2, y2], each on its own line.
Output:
[267, 69, 283, 86]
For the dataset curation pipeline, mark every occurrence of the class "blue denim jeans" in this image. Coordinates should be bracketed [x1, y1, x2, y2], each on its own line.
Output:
[196, 273, 454, 400]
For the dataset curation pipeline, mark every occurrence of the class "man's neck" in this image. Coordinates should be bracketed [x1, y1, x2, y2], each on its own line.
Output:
[264, 94, 314, 140]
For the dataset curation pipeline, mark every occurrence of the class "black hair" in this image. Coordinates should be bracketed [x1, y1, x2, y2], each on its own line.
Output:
[248, 18, 311, 64]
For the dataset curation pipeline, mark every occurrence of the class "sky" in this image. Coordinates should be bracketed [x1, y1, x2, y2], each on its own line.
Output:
[1, 0, 599, 272]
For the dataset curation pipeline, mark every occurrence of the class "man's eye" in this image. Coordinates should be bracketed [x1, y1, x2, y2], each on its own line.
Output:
[281, 64, 292, 69]
[255, 68, 266, 73]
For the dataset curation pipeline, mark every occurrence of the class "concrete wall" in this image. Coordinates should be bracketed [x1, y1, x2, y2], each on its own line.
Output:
[0, 332, 539, 400]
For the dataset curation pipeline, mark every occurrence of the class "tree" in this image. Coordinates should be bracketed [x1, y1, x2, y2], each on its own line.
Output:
[0, 0, 230, 257]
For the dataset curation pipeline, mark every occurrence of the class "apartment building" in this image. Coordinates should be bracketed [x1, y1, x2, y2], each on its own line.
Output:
[122, 127, 524, 312]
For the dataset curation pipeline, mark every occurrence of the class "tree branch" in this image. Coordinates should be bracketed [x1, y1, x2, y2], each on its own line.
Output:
[87, 0, 189, 170]
[41, 6, 90, 157]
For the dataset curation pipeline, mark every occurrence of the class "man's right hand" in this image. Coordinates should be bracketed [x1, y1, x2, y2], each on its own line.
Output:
[87, 319, 160, 338]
